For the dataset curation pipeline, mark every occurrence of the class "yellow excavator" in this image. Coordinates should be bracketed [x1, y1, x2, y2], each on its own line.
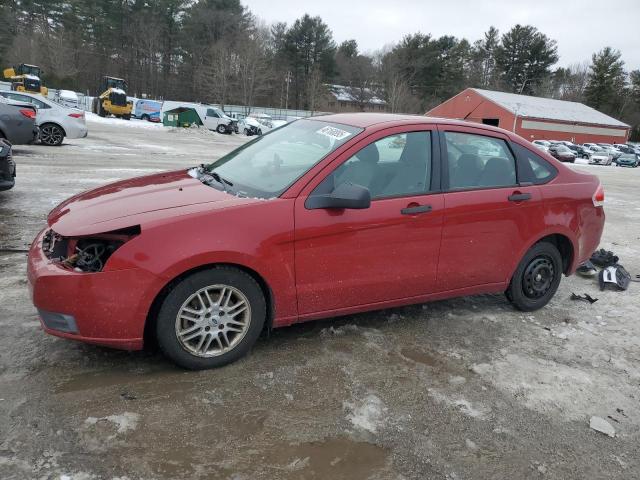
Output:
[3, 64, 48, 96]
[92, 76, 133, 120]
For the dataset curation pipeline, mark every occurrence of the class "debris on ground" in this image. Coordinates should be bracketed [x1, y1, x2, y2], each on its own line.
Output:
[570, 293, 599, 304]
[589, 416, 616, 437]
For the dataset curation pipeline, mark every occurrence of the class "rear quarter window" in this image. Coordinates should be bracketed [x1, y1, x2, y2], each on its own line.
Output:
[512, 143, 558, 184]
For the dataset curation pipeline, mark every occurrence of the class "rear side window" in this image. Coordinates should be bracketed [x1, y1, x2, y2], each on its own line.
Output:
[444, 131, 517, 190]
[511, 143, 557, 184]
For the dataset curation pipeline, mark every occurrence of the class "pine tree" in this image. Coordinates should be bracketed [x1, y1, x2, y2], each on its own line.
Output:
[584, 47, 626, 115]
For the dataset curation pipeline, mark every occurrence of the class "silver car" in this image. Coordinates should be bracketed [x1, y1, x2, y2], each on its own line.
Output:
[0, 91, 87, 146]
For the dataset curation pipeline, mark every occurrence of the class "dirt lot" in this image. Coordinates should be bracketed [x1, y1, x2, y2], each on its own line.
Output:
[1, 116, 639, 480]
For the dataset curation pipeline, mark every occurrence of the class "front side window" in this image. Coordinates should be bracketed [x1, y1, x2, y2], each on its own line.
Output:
[445, 131, 517, 190]
[315, 131, 432, 199]
[206, 120, 363, 198]
[206, 108, 220, 118]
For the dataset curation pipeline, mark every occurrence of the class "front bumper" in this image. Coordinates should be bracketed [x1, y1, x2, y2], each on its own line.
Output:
[27, 228, 160, 350]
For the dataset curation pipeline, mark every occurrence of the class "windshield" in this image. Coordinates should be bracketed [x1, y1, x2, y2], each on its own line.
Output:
[205, 120, 363, 198]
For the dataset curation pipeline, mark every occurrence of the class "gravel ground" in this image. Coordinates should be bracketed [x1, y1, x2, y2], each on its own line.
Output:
[0, 117, 639, 479]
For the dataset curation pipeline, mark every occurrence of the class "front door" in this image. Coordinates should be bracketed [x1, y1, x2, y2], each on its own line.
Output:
[294, 128, 444, 316]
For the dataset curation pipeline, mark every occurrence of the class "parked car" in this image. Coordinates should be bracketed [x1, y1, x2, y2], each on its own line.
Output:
[239, 115, 264, 136]
[0, 139, 15, 191]
[548, 144, 576, 162]
[613, 153, 639, 167]
[566, 144, 590, 158]
[532, 140, 551, 150]
[0, 91, 87, 146]
[584, 146, 612, 165]
[597, 144, 622, 161]
[27, 114, 605, 369]
[0, 96, 38, 144]
[133, 99, 162, 122]
[54, 89, 79, 109]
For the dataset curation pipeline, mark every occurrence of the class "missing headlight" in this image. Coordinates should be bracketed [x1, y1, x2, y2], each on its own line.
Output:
[45, 226, 140, 273]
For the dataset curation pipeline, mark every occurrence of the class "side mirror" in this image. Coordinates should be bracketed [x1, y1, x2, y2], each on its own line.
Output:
[306, 182, 371, 210]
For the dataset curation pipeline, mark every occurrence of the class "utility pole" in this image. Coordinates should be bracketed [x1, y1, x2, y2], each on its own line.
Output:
[284, 71, 292, 111]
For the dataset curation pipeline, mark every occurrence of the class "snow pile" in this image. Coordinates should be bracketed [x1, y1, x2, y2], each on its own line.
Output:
[85, 112, 163, 129]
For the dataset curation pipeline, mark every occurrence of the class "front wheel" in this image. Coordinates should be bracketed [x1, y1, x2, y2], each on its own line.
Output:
[506, 241, 562, 311]
[156, 267, 266, 370]
[216, 124, 227, 134]
[39, 123, 65, 146]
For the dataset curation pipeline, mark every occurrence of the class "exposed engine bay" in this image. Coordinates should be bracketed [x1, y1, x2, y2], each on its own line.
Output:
[42, 226, 139, 272]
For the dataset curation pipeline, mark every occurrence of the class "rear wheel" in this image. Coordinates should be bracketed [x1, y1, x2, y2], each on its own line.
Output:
[156, 267, 266, 370]
[123, 114, 131, 120]
[39, 123, 64, 146]
[506, 241, 562, 311]
[141, 114, 149, 121]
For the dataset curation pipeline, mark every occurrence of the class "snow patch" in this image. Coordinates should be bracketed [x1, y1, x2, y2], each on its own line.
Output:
[344, 394, 386, 433]
[85, 412, 139, 434]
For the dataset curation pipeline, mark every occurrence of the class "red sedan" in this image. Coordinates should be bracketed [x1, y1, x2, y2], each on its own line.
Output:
[28, 114, 605, 369]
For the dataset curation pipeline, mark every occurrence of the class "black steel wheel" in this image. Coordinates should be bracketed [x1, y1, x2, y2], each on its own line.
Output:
[506, 241, 563, 311]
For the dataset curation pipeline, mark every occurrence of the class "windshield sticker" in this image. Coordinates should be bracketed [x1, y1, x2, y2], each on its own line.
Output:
[316, 125, 352, 141]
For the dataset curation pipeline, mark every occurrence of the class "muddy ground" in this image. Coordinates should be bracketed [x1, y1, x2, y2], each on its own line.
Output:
[1, 115, 639, 479]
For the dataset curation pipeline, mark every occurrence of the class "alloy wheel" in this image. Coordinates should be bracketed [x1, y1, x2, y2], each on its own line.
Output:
[40, 125, 64, 146]
[175, 284, 251, 357]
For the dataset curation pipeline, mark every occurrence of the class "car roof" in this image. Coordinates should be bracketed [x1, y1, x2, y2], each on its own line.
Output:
[304, 113, 519, 137]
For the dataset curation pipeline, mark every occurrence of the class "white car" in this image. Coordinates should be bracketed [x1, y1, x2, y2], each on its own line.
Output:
[54, 89, 79, 109]
[583, 146, 612, 165]
[532, 140, 550, 151]
[0, 90, 87, 146]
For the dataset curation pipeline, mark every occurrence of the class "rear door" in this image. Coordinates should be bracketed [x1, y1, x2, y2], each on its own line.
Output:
[294, 126, 444, 316]
[436, 125, 545, 291]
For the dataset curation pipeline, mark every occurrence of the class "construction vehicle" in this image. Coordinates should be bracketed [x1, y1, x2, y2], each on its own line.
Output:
[3, 64, 48, 96]
[92, 76, 133, 120]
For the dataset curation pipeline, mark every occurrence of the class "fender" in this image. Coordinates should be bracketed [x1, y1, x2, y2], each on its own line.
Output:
[506, 225, 578, 283]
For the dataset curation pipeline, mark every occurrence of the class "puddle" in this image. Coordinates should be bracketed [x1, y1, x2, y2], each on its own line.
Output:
[268, 437, 390, 479]
[400, 347, 440, 367]
[54, 367, 188, 395]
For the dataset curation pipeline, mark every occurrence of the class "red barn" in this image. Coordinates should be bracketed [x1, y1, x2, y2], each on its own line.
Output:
[426, 88, 630, 144]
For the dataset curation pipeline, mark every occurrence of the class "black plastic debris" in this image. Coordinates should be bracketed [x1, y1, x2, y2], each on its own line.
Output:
[590, 249, 619, 268]
[576, 260, 598, 277]
[598, 265, 631, 291]
[570, 293, 599, 304]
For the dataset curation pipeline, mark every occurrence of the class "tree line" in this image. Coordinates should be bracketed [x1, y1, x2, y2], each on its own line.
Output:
[1, 0, 638, 138]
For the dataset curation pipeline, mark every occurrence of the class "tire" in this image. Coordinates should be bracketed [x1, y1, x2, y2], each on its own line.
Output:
[39, 123, 65, 146]
[506, 241, 562, 312]
[156, 267, 266, 370]
[257, 129, 262, 136]
[216, 124, 227, 134]
[141, 114, 149, 122]
[123, 114, 131, 121]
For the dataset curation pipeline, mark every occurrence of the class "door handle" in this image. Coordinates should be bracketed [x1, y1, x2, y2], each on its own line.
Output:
[508, 192, 532, 202]
[401, 204, 432, 215]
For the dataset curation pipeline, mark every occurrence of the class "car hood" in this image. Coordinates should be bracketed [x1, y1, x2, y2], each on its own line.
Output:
[48, 169, 258, 236]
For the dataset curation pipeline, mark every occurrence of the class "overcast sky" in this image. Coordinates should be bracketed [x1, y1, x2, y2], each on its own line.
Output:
[242, 0, 640, 70]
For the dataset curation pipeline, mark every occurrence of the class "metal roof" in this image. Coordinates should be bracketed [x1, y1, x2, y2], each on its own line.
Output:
[472, 88, 629, 128]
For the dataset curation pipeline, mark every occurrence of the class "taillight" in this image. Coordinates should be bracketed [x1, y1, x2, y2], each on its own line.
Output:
[68, 112, 84, 119]
[20, 109, 36, 119]
[592, 183, 605, 207]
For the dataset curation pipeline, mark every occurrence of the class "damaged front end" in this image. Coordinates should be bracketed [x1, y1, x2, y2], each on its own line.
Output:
[42, 226, 140, 273]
